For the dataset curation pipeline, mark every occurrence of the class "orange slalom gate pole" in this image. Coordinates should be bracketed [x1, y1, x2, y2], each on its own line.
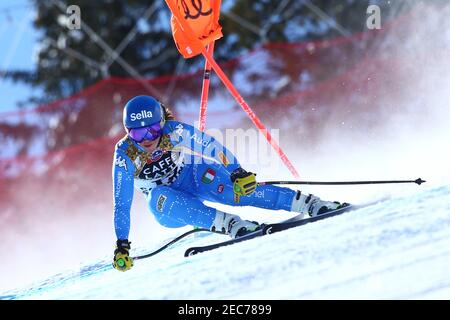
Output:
[165, 0, 299, 178]
[198, 42, 215, 132]
[201, 48, 300, 178]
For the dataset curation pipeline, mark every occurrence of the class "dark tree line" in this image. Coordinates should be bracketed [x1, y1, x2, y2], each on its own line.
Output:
[5, 0, 424, 107]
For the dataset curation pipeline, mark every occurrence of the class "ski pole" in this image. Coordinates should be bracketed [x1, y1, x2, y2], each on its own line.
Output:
[110, 229, 220, 271]
[133, 228, 223, 261]
[258, 178, 426, 186]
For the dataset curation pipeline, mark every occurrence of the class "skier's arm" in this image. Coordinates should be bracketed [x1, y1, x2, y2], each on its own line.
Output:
[112, 148, 135, 240]
[164, 121, 241, 172]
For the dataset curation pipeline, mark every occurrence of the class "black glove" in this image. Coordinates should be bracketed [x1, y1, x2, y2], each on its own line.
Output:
[230, 167, 257, 196]
[113, 239, 134, 272]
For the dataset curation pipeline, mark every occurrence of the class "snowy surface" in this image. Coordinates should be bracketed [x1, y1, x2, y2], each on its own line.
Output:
[2, 183, 449, 300]
[2, 2, 450, 301]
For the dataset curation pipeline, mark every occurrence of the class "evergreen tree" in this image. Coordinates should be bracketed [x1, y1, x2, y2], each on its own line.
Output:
[8, 0, 179, 104]
[5, 0, 419, 106]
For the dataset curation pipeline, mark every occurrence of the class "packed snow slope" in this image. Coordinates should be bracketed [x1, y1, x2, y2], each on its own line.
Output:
[2, 183, 449, 300]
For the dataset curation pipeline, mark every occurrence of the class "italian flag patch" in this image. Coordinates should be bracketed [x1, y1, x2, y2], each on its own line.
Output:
[201, 168, 216, 184]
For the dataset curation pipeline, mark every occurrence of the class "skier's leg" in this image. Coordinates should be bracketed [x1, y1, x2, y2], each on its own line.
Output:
[148, 186, 216, 229]
[148, 182, 262, 233]
[149, 185, 260, 238]
[189, 162, 296, 210]
[189, 162, 342, 217]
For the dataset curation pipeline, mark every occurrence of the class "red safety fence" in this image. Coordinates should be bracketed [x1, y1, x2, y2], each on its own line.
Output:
[0, 3, 442, 227]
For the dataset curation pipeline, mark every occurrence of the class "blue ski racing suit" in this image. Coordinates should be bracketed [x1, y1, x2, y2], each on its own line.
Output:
[112, 120, 297, 240]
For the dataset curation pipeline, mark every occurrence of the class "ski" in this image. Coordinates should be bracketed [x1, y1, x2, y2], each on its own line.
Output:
[184, 228, 264, 256]
[184, 204, 356, 256]
[263, 203, 355, 234]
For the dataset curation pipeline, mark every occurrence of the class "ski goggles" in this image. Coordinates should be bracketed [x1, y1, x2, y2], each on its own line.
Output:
[127, 123, 162, 143]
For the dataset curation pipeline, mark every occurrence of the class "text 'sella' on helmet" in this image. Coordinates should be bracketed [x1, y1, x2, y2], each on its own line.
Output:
[123, 95, 165, 129]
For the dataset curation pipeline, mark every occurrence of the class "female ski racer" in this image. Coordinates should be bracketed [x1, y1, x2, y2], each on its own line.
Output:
[112, 95, 342, 271]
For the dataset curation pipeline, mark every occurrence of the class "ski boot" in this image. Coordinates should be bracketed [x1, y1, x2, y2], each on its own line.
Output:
[291, 191, 343, 218]
[211, 211, 261, 239]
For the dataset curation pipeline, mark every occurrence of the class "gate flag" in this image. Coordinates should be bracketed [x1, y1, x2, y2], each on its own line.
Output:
[167, 0, 223, 58]
[165, 0, 300, 178]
